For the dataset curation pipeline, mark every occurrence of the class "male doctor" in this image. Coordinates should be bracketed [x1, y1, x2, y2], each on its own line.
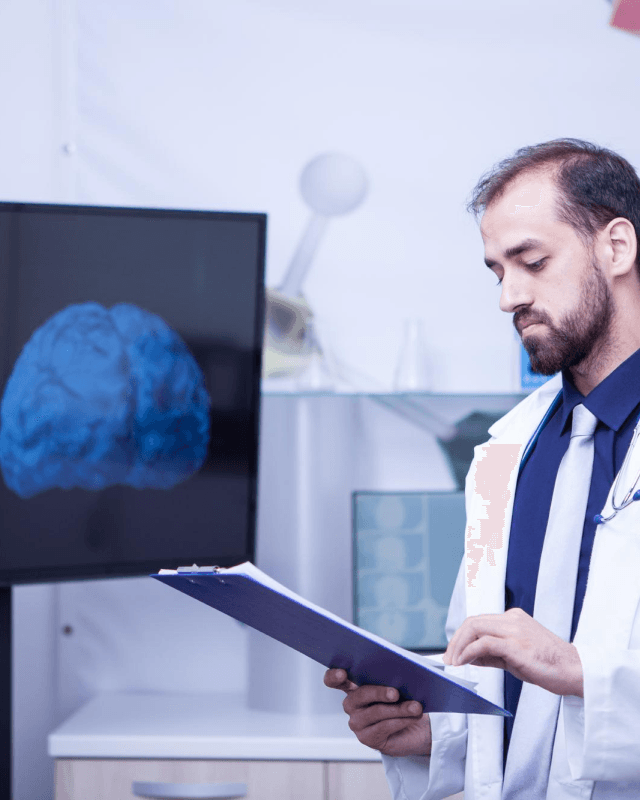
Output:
[325, 139, 640, 799]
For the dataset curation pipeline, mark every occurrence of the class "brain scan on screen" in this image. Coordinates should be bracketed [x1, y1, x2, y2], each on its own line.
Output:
[0, 302, 210, 499]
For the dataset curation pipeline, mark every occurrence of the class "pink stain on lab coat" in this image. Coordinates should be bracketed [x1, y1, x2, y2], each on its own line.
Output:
[466, 443, 522, 588]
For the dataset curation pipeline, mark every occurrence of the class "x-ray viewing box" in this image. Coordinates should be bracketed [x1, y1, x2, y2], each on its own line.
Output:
[153, 562, 510, 717]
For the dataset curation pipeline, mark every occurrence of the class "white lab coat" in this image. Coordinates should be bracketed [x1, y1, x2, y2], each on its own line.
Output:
[382, 373, 640, 800]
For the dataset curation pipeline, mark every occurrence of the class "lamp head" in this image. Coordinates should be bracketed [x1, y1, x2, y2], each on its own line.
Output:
[300, 153, 369, 217]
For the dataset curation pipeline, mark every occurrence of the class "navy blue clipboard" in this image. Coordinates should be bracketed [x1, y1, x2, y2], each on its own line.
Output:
[152, 568, 510, 717]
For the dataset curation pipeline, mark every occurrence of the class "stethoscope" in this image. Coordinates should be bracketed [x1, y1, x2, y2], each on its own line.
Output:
[520, 390, 640, 526]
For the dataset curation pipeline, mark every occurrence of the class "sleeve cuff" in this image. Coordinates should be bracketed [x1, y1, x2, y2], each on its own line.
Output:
[564, 643, 640, 781]
[381, 712, 467, 800]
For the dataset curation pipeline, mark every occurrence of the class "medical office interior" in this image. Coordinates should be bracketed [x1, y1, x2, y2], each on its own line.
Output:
[1, 0, 639, 798]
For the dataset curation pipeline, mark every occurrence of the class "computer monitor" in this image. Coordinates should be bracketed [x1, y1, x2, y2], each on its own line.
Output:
[0, 202, 266, 584]
[352, 491, 465, 652]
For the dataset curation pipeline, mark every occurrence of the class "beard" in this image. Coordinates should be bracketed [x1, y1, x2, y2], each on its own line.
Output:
[514, 260, 614, 376]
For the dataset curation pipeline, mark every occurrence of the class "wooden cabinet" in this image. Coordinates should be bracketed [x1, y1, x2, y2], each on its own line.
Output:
[50, 695, 465, 800]
[326, 763, 463, 800]
[326, 762, 393, 800]
[55, 759, 325, 800]
[54, 759, 464, 800]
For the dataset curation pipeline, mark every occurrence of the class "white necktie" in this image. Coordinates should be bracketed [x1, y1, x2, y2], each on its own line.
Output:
[502, 403, 598, 800]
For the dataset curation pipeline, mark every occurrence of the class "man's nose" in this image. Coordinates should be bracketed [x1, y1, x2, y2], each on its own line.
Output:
[499, 272, 533, 314]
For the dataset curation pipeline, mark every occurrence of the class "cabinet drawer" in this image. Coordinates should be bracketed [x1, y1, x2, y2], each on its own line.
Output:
[55, 759, 324, 800]
[326, 762, 390, 800]
[326, 762, 463, 800]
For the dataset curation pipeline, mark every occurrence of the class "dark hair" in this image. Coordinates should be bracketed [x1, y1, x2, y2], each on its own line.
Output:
[468, 138, 640, 269]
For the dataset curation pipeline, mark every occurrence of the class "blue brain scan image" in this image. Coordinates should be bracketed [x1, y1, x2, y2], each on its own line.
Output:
[0, 302, 211, 499]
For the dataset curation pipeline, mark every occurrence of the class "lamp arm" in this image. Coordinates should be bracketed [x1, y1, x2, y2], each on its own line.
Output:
[277, 214, 328, 297]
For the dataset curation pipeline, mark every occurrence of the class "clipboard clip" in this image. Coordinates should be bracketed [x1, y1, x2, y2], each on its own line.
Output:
[176, 564, 221, 573]
[175, 564, 226, 584]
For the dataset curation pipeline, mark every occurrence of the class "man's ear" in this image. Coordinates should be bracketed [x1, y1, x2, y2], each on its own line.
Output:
[600, 217, 638, 279]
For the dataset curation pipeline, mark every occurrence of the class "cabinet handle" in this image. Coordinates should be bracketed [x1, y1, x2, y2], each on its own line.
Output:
[132, 782, 247, 799]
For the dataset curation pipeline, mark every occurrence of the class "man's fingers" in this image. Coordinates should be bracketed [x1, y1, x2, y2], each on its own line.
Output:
[457, 634, 507, 667]
[445, 615, 486, 664]
[348, 699, 423, 733]
[342, 684, 401, 714]
[352, 715, 426, 755]
[324, 668, 358, 692]
[445, 613, 521, 665]
[445, 623, 476, 665]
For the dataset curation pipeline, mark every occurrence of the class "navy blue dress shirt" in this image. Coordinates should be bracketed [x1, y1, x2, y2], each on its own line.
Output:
[503, 347, 640, 766]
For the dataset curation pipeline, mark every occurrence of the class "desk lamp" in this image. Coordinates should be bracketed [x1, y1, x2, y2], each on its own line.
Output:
[262, 153, 368, 380]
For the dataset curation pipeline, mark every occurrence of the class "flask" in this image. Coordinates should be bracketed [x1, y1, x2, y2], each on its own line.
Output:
[392, 319, 431, 392]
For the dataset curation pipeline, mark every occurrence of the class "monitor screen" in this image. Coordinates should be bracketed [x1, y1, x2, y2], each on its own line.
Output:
[352, 491, 465, 652]
[0, 202, 266, 584]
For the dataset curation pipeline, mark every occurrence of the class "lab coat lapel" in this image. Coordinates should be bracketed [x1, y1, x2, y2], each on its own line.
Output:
[464, 434, 523, 799]
[465, 376, 563, 621]
[575, 425, 640, 650]
[463, 376, 563, 798]
[464, 439, 522, 616]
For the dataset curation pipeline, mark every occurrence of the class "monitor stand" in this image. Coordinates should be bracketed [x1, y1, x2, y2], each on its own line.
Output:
[0, 586, 11, 799]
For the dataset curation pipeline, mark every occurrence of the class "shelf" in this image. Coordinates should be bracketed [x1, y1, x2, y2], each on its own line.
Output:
[260, 390, 526, 441]
[261, 389, 527, 400]
[48, 692, 381, 762]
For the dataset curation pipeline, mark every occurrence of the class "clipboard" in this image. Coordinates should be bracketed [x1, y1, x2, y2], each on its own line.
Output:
[152, 562, 510, 717]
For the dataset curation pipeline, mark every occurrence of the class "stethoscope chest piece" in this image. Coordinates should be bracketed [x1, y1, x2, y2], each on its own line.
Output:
[593, 464, 640, 526]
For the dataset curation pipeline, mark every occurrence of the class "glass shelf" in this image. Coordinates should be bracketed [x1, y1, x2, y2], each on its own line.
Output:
[261, 389, 527, 400]
[260, 388, 527, 440]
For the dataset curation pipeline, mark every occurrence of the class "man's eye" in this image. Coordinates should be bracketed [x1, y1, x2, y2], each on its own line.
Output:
[526, 258, 547, 271]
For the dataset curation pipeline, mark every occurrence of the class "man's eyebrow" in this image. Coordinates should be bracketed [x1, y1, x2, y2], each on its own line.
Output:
[484, 238, 545, 268]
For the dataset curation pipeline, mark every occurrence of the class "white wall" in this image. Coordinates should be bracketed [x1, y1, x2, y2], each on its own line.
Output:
[1, 1, 62, 796]
[0, 0, 58, 202]
[66, 0, 640, 393]
[1, 0, 640, 797]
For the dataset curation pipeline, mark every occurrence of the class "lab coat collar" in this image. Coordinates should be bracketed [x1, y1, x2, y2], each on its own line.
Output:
[487, 374, 563, 441]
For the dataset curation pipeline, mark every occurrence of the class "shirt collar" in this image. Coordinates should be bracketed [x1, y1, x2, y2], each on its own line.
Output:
[559, 346, 640, 433]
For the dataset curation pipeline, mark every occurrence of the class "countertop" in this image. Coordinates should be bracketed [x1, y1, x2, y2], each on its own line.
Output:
[48, 692, 382, 762]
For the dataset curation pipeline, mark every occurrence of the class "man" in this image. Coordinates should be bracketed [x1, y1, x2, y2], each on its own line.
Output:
[325, 139, 640, 799]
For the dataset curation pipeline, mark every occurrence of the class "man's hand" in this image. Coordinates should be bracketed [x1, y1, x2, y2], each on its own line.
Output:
[442, 607, 584, 697]
[323, 668, 431, 757]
